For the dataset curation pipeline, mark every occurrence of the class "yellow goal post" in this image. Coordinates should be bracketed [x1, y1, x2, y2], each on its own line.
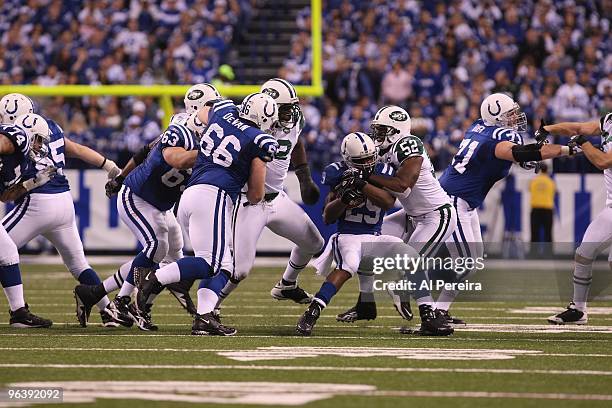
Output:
[0, 0, 322, 128]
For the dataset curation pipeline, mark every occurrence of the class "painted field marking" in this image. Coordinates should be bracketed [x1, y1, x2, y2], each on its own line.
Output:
[4, 381, 612, 406]
[509, 307, 612, 315]
[2, 364, 612, 377]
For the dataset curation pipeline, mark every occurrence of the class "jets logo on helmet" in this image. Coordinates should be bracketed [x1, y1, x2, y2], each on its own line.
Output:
[370, 105, 411, 150]
[183, 83, 221, 114]
[239, 92, 279, 133]
[0, 93, 34, 124]
[14, 113, 51, 162]
[341, 132, 377, 172]
[260, 78, 301, 131]
[480, 93, 527, 131]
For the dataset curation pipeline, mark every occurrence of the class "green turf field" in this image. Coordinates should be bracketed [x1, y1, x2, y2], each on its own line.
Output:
[0, 264, 611, 407]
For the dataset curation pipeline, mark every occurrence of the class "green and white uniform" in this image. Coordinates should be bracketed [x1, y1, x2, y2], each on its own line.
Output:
[380, 135, 456, 258]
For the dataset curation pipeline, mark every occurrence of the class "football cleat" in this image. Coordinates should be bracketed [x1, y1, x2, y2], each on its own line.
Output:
[435, 309, 466, 326]
[128, 303, 158, 331]
[9, 304, 52, 328]
[166, 279, 197, 315]
[211, 308, 222, 324]
[105, 296, 134, 328]
[270, 281, 312, 304]
[74, 284, 105, 327]
[100, 309, 120, 328]
[192, 312, 237, 336]
[386, 288, 413, 321]
[417, 304, 454, 336]
[336, 293, 377, 323]
[547, 302, 588, 325]
[136, 271, 163, 312]
[296, 301, 322, 336]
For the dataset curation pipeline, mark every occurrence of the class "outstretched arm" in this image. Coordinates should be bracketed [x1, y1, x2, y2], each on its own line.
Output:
[544, 120, 601, 137]
[65, 137, 120, 177]
[579, 142, 612, 170]
[494, 141, 571, 162]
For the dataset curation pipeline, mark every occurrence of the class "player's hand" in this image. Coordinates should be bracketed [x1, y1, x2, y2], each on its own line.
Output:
[569, 134, 589, 146]
[259, 139, 280, 162]
[105, 175, 125, 198]
[22, 166, 57, 192]
[340, 168, 367, 191]
[102, 158, 122, 179]
[340, 188, 365, 208]
[534, 119, 550, 145]
[519, 161, 541, 173]
[295, 164, 320, 205]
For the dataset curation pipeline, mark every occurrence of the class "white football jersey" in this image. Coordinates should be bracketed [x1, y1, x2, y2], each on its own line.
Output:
[264, 118, 303, 193]
[600, 112, 612, 207]
[380, 135, 450, 216]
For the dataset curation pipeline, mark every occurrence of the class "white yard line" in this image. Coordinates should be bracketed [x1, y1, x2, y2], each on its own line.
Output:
[369, 390, 612, 401]
[0, 363, 611, 376]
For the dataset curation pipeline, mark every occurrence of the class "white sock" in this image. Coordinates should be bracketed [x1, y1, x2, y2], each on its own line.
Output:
[282, 247, 311, 282]
[357, 273, 375, 293]
[156, 262, 181, 286]
[573, 261, 593, 311]
[103, 261, 130, 294]
[434, 289, 458, 311]
[216, 280, 239, 308]
[117, 281, 135, 298]
[197, 288, 219, 315]
[96, 296, 110, 311]
[3, 284, 25, 311]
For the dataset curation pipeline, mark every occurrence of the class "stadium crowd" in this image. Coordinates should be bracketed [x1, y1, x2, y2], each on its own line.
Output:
[0, 0, 610, 172]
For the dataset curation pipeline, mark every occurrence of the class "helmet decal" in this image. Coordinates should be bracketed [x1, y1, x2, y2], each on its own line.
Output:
[187, 89, 204, 100]
[262, 88, 280, 99]
[487, 100, 502, 116]
[389, 110, 408, 121]
[5, 99, 18, 115]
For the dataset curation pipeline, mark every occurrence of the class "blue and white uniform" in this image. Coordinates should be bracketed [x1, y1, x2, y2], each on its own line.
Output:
[1, 119, 96, 278]
[119, 123, 197, 265]
[439, 119, 523, 260]
[0, 124, 29, 266]
[312, 161, 417, 276]
[177, 100, 277, 275]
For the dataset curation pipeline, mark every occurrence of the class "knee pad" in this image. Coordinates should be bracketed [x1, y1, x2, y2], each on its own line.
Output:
[0, 243, 19, 266]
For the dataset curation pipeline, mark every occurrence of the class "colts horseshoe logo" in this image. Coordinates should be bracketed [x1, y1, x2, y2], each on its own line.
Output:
[4, 100, 18, 115]
[263, 100, 276, 118]
[487, 100, 502, 116]
[21, 114, 38, 128]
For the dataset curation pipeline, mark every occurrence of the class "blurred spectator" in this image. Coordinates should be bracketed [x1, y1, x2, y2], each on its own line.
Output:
[552, 69, 590, 121]
[381, 61, 412, 107]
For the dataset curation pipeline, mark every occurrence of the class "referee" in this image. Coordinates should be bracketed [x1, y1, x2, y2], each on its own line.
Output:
[529, 163, 556, 242]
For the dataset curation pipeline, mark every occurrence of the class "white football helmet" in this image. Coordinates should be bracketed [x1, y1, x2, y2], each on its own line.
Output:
[1, 93, 34, 124]
[185, 111, 207, 141]
[370, 105, 411, 150]
[170, 112, 190, 126]
[14, 113, 50, 162]
[260, 78, 301, 130]
[341, 132, 377, 171]
[239, 93, 278, 133]
[184, 83, 221, 114]
[480, 93, 527, 131]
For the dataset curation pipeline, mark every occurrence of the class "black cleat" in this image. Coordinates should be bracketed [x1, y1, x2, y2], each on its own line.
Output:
[74, 284, 104, 327]
[336, 293, 377, 322]
[129, 303, 158, 331]
[296, 301, 323, 336]
[100, 309, 120, 328]
[270, 281, 312, 304]
[136, 271, 164, 312]
[417, 305, 454, 336]
[105, 296, 134, 328]
[211, 308, 222, 324]
[166, 279, 196, 315]
[435, 309, 466, 326]
[548, 302, 588, 325]
[191, 312, 237, 336]
[9, 304, 52, 328]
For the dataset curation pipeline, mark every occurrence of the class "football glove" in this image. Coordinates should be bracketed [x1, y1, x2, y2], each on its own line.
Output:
[534, 119, 550, 145]
[22, 166, 57, 192]
[519, 161, 541, 173]
[569, 134, 589, 146]
[295, 164, 320, 205]
[339, 188, 365, 208]
[105, 175, 125, 198]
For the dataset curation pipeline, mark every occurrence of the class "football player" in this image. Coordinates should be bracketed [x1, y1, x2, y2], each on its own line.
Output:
[74, 113, 202, 330]
[337, 106, 457, 324]
[545, 112, 612, 325]
[297, 132, 453, 336]
[437, 93, 577, 322]
[98, 84, 221, 318]
[0, 119, 52, 327]
[137, 93, 279, 335]
[0, 93, 122, 327]
[213, 78, 323, 321]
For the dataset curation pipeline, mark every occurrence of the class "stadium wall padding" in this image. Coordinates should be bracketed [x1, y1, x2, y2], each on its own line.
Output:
[1, 169, 606, 253]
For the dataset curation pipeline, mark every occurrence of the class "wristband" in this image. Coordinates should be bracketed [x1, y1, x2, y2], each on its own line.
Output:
[560, 146, 570, 156]
[99, 158, 107, 169]
[22, 179, 36, 192]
